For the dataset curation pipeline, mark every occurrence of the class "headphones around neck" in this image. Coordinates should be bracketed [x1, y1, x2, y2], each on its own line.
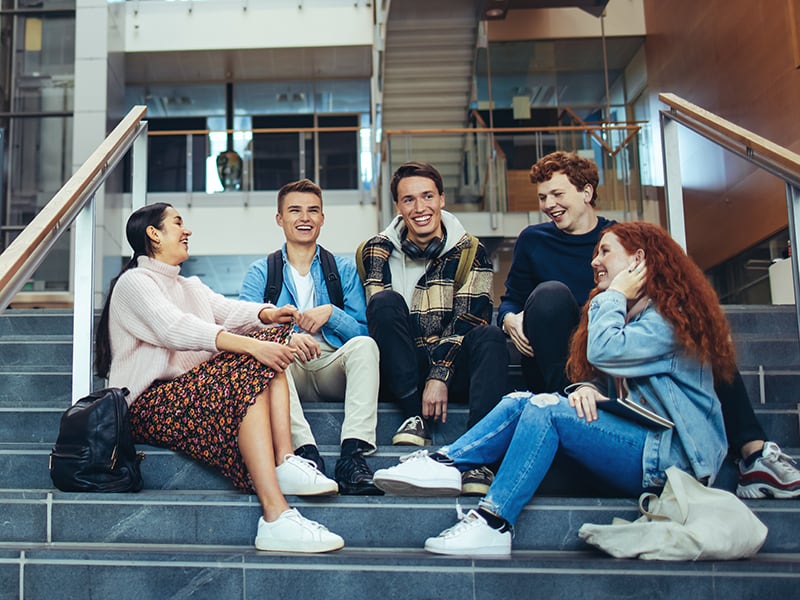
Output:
[401, 229, 445, 260]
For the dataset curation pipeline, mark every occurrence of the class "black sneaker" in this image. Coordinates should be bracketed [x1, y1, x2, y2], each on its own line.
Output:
[392, 416, 432, 446]
[461, 466, 494, 496]
[294, 444, 325, 475]
[334, 453, 384, 496]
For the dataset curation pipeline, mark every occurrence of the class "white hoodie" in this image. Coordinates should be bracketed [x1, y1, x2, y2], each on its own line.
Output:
[380, 210, 468, 306]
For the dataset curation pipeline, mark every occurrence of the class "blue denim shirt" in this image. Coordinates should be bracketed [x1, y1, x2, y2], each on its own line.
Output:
[239, 245, 368, 349]
[586, 290, 728, 488]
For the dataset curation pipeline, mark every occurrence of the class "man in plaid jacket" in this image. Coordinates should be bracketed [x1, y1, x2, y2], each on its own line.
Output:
[359, 161, 508, 479]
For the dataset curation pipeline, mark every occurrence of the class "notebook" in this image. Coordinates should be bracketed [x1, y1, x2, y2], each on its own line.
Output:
[597, 396, 674, 430]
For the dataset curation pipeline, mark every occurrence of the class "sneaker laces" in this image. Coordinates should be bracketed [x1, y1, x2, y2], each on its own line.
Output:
[282, 508, 332, 533]
[761, 442, 800, 477]
[398, 415, 425, 431]
[284, 453, 324, 476]
[339, 454, 373, 480]
[398, 449, 430, 463]
[436, 506, 483, 539]
[463, 466, 493, 481]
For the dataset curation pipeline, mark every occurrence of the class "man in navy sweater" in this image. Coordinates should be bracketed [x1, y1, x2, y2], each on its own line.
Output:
[498, 150, 800, 499]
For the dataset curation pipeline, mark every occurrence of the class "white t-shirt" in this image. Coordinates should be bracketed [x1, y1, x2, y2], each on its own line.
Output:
[288, 263, 323, 342]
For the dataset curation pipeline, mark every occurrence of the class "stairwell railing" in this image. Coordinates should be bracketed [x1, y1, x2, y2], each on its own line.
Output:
[0, 105, 149, 402]
[659, 92, 800, 340]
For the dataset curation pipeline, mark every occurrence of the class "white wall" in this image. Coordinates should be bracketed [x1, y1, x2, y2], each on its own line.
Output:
[121, 0, 374, 52]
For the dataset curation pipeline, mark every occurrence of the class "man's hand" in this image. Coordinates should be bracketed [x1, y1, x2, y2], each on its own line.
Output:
[503, 312, 534, 357]
[295, 304, 333, 334]
[288, 333, 321, 363]
[567, 385, 608, 423]
[260, 304, 298, 325]
[422, 379, 449, 423]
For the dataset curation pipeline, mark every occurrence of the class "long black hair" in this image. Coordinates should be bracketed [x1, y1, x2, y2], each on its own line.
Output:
[94, 202, 172, 378]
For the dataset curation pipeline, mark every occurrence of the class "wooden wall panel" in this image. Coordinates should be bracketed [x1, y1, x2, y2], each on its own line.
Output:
[644, 0, 800, 268]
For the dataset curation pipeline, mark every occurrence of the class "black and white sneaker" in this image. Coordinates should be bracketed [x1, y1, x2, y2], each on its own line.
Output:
[392, 416, 431, 446]
[461, 466, 494, 496]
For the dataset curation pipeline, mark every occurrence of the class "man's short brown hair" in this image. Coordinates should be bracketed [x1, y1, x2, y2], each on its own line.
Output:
[390, 161, 444, 203]
[277, 178, 323, 211]
[529, 151, 599, 206]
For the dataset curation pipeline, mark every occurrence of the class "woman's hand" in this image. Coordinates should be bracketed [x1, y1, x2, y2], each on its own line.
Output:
[249, 339, 298, 373]
[609, 260, 647, 301]
[259, 304, 299, 325]
[567, 385, 608, 423]
[289, 333, 321, 363]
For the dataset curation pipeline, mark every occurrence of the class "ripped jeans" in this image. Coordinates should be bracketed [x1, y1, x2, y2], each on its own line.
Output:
[440, 392, 649, 525]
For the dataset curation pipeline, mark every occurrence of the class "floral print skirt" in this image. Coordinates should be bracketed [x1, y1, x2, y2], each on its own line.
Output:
[129, 324, 292, 493]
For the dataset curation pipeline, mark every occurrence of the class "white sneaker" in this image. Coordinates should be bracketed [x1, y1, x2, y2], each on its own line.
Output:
[424, 509, 511, 557]
[737, 441, 800, 499]
[373, 449, 461, 496]
[277, 454, 338, 496]
[254, 509, 344, 553]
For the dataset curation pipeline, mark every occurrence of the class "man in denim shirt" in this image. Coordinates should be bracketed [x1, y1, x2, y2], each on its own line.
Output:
[240, 179, 381, 495]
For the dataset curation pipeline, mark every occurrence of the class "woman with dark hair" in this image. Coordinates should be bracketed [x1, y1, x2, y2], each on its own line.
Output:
[373, 221, 736, 556]
[95, 202, 344, 553]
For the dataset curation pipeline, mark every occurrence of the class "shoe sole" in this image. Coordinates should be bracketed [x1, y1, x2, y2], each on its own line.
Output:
[460, 483, 490, 496]
[392, 433, 432, 446]
[255, 538, 345, 553]
[424, 542, 510, 557]
[737, 483, 800, 499]
[279, 483, 339, 496]
[374, 475, 461, 497]
[337, 482, 385, 496]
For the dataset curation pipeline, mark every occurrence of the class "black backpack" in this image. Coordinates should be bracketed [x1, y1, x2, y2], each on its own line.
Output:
[263, 247, 345, 309]
[49, 387, 144, 492]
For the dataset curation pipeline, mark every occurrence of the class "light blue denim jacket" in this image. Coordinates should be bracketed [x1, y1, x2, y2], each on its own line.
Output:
[238, 244, 368, 349]
[585, 289, 727, 488]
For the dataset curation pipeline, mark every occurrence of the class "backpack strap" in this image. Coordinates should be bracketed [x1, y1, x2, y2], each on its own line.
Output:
[355, 239, 368, 284]
[318, 246, 345, 310]
[454, 234, 479, 291]
[263, 250, 284, 304]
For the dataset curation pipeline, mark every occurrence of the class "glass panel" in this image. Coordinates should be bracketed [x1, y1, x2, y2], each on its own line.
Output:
[251, 115, 312, 190]
[125, 83, 226, 118]
[237, 80, 369, 115]
[13, 13, 75, 111]
[146, 117, 207, 192]
[318, 114, 358, 189]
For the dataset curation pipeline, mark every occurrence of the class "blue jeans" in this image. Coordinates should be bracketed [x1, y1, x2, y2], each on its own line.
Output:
[440, 393, 651, 525]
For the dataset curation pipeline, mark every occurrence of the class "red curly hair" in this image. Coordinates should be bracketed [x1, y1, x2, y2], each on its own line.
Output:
[566, 222, 737, 384]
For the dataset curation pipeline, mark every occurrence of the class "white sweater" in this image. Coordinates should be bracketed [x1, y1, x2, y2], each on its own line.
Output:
[107, 256, 271, 403]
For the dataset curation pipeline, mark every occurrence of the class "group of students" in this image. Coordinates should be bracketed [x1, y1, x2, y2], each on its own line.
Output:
[94, 151, 800, 556]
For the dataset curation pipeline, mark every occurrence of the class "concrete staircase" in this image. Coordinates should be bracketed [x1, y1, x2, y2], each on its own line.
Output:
[381, 0, 484, 202]
[1, 307, 800, 599]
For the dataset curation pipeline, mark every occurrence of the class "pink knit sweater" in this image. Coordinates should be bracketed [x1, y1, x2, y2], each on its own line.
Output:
[107, 256, 271, 403]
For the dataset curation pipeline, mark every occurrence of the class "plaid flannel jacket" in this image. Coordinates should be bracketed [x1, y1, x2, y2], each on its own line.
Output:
[360, 232, 494, 384]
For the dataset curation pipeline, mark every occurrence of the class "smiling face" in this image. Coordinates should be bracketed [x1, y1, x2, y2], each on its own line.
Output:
[149, 206, 191, 266]
[395, 175, 445, 248]
[276, 191, 324, 247]
[591, 231, 638, 290]
[537, 171, 596, 235]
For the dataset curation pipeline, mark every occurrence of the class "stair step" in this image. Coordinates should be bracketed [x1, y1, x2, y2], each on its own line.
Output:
[723, 305, 799, 337]
[6, 546, 799, 600]
[2, 489, 798, 554]
[3, 399, 798, 447]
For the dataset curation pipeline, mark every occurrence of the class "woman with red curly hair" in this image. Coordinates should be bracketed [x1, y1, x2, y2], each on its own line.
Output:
[372, 221, 734, 556]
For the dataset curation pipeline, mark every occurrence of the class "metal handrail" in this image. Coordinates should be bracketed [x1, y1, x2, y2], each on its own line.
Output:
[0, 105, 149, 400]
[658, 92, 800, 339]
